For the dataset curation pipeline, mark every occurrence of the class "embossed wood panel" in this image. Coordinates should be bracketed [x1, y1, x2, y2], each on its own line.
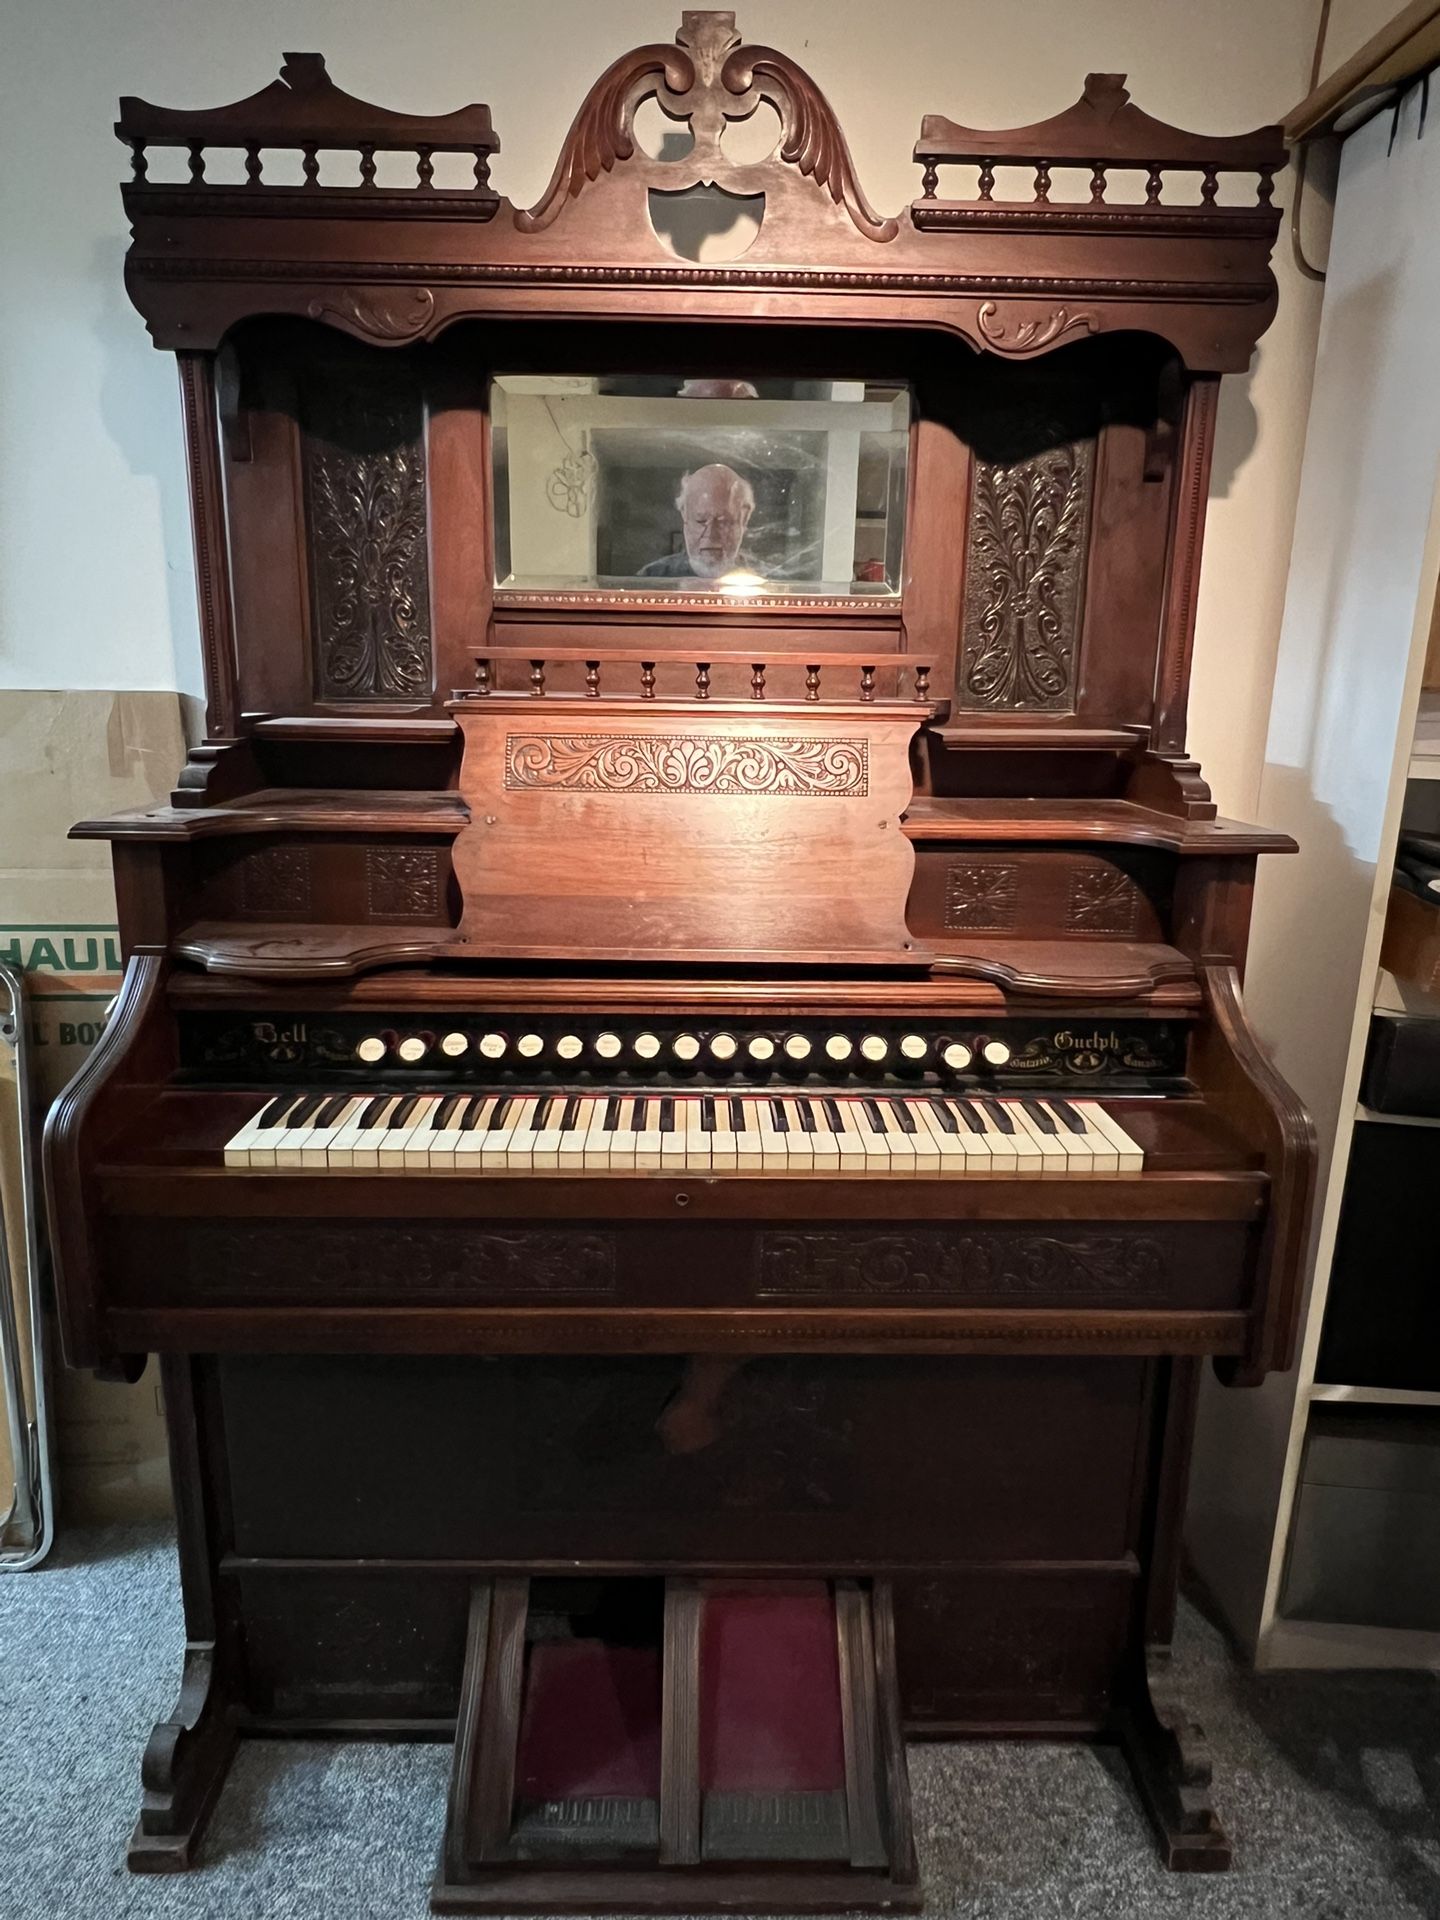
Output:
[958, 435, 1095, 713]
[301, 373, 433, 702]
[907, 845, 1169, 945]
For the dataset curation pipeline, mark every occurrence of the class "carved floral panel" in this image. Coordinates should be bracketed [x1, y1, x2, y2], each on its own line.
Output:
[1067, 864, 1141, 935]
[304, 385, 432, 701]
[366, 848, 443, 922]
[944, 860, 1020, 932]
[959, 435, 1094, 711]
[504, 734, 869, 797]
[238, 846, 312, 919]
[757, 1229, 1165, 1299]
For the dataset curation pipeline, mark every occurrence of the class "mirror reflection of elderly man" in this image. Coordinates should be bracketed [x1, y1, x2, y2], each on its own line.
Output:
[639, 463, 757, 580]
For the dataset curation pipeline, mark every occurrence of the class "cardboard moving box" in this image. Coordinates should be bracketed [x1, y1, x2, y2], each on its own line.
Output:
[0, 689, 199, 1523]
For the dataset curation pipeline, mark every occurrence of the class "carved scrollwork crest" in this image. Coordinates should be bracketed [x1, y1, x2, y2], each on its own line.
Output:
[306, 285, 437, 341]
[518, 10, 897, 242]
[976, 300, 1100, 353]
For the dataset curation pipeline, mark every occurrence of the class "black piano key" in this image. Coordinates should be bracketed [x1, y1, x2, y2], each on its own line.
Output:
[286, 1093, 327, 1129]
[659, 1097, 675, 1134]
[559, 1095, 581, 1131]
[1021, 1098, 1057, 1135]
[769, 1097, 789, 1132]
[949, 1099, 986, 1135]
[359, 1094, 395, 1130]
[927, 1096, 958, 1135]
[316, 1093, 352, 1128]
[603, 1095, 621, 1130]
[258, 1093, 298, 1128]
[532, 1095, 553, 1130]
[489, 1095, 513, 1129]
[1050, 1098, 1089, 1135]
[431, 1093, 464, 1130]
[822, 1097, 843, 1133]
[389, 1094, 420, 1129]
[460, 1095, 488, 1130]
[700, 1095, 716, 1134]
[888, 1097, 917, 1135]
[729, 1096, 748, 1132]
[980, 1098, 1015, 1135]
[861, 1098, 888, 1135]
[631, 1096, 647, 1130]
[797, 1099, 817, 1134]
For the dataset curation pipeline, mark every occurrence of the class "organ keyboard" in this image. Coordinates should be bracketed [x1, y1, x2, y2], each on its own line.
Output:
[223, 1088, 1144, 1174]
[43, 17, 1315, 1913]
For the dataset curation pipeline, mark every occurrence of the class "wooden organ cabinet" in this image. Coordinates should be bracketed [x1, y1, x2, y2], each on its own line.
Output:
[45, 16, 1315, 1910]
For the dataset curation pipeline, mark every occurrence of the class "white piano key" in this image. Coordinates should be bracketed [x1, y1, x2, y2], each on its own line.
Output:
[847, 1097, 892, 1170]
[423, 1092, 475, 1169]
[582, 1096, 618, 1170]
[529, 1095, 567, 1169]
[706, 1096, 738, 1169]
[961, 1099, 1022, 1173]
[1079, 1101, 1146, 1173]
[223, 1095, 288, 1168]
[479, 1095, 529, 1168]
[632, 1096, 663, 1170]
[606, 1095, 639, 1170]
[557, 1096, 597, 1170]
[659, 1096, 689, 1167]
[911, 1099, 973, 1171]
[300, 1095, 367, 1168]
[378, 1094, 443, 1168]
[500, 1095, 545, 1170]
[728, 1096, 763, 1171]
[246, 1091, 316, 1167]
[1008, 1102, 1069, 1175]
[1044, 1097, 1118, 1174]
[754, 1097, 792, 1169]
[779, 1098, 816, 1172]
[876, 1097, 918, 1171]
[454, 1095, 499, 1165]
[681, 1098, 711, 1171]
[799, 1097, 840, 1169]
[898, 1098, 942, 1172]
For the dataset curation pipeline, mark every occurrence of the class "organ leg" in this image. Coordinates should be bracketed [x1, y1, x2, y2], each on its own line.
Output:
[1112, 1357, 1230, 1871]
[127, 1356, 241, 1872]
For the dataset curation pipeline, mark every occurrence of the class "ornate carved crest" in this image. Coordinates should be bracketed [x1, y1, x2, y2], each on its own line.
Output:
[518, 10, 897, 243]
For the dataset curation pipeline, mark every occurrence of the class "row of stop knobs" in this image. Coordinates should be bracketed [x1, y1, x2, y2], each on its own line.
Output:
[353, 1029, 1014, 1071]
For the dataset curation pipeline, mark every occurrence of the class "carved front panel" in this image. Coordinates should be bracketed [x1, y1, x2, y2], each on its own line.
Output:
[303, 381, 432, 701]
[944, 860, 1021, 931]
[758, 1230, 1165, 1301]
[171, 1223, 615, 1301]
[958, 436, 1094, 711]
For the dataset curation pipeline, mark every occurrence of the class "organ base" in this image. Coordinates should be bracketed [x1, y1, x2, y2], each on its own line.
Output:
[127, 1347, 1230, 1891]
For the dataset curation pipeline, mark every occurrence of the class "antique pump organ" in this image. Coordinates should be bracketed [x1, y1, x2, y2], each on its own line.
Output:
[46, 15, 1314, 1909]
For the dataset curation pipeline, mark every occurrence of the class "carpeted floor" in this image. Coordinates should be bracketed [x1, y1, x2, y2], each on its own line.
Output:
[2, 1527, 1440, 1919]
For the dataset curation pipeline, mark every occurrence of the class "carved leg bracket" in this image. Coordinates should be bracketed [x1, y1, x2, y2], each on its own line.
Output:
[1112, 1645, 1230, 1872]
[127, 1642, 239, 1874]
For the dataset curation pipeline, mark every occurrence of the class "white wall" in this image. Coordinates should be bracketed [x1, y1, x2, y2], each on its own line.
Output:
[0, 0, 1320, 816]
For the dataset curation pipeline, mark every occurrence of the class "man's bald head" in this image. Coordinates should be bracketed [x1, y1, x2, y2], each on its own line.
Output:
[677, 464, 755, 578]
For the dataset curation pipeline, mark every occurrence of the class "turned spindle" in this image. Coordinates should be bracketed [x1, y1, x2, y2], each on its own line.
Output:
[860, 664, 876, 703]
[473, 658, 491, 696]
[805, 664, 821, 703]
[529, 659, 546, 697]
[585, 660, 600, 697]
[696, 662, 711, 701]
[914, 663, 931, 701]
[750, 663, 767, 700]
[640, 661, 656, 699]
